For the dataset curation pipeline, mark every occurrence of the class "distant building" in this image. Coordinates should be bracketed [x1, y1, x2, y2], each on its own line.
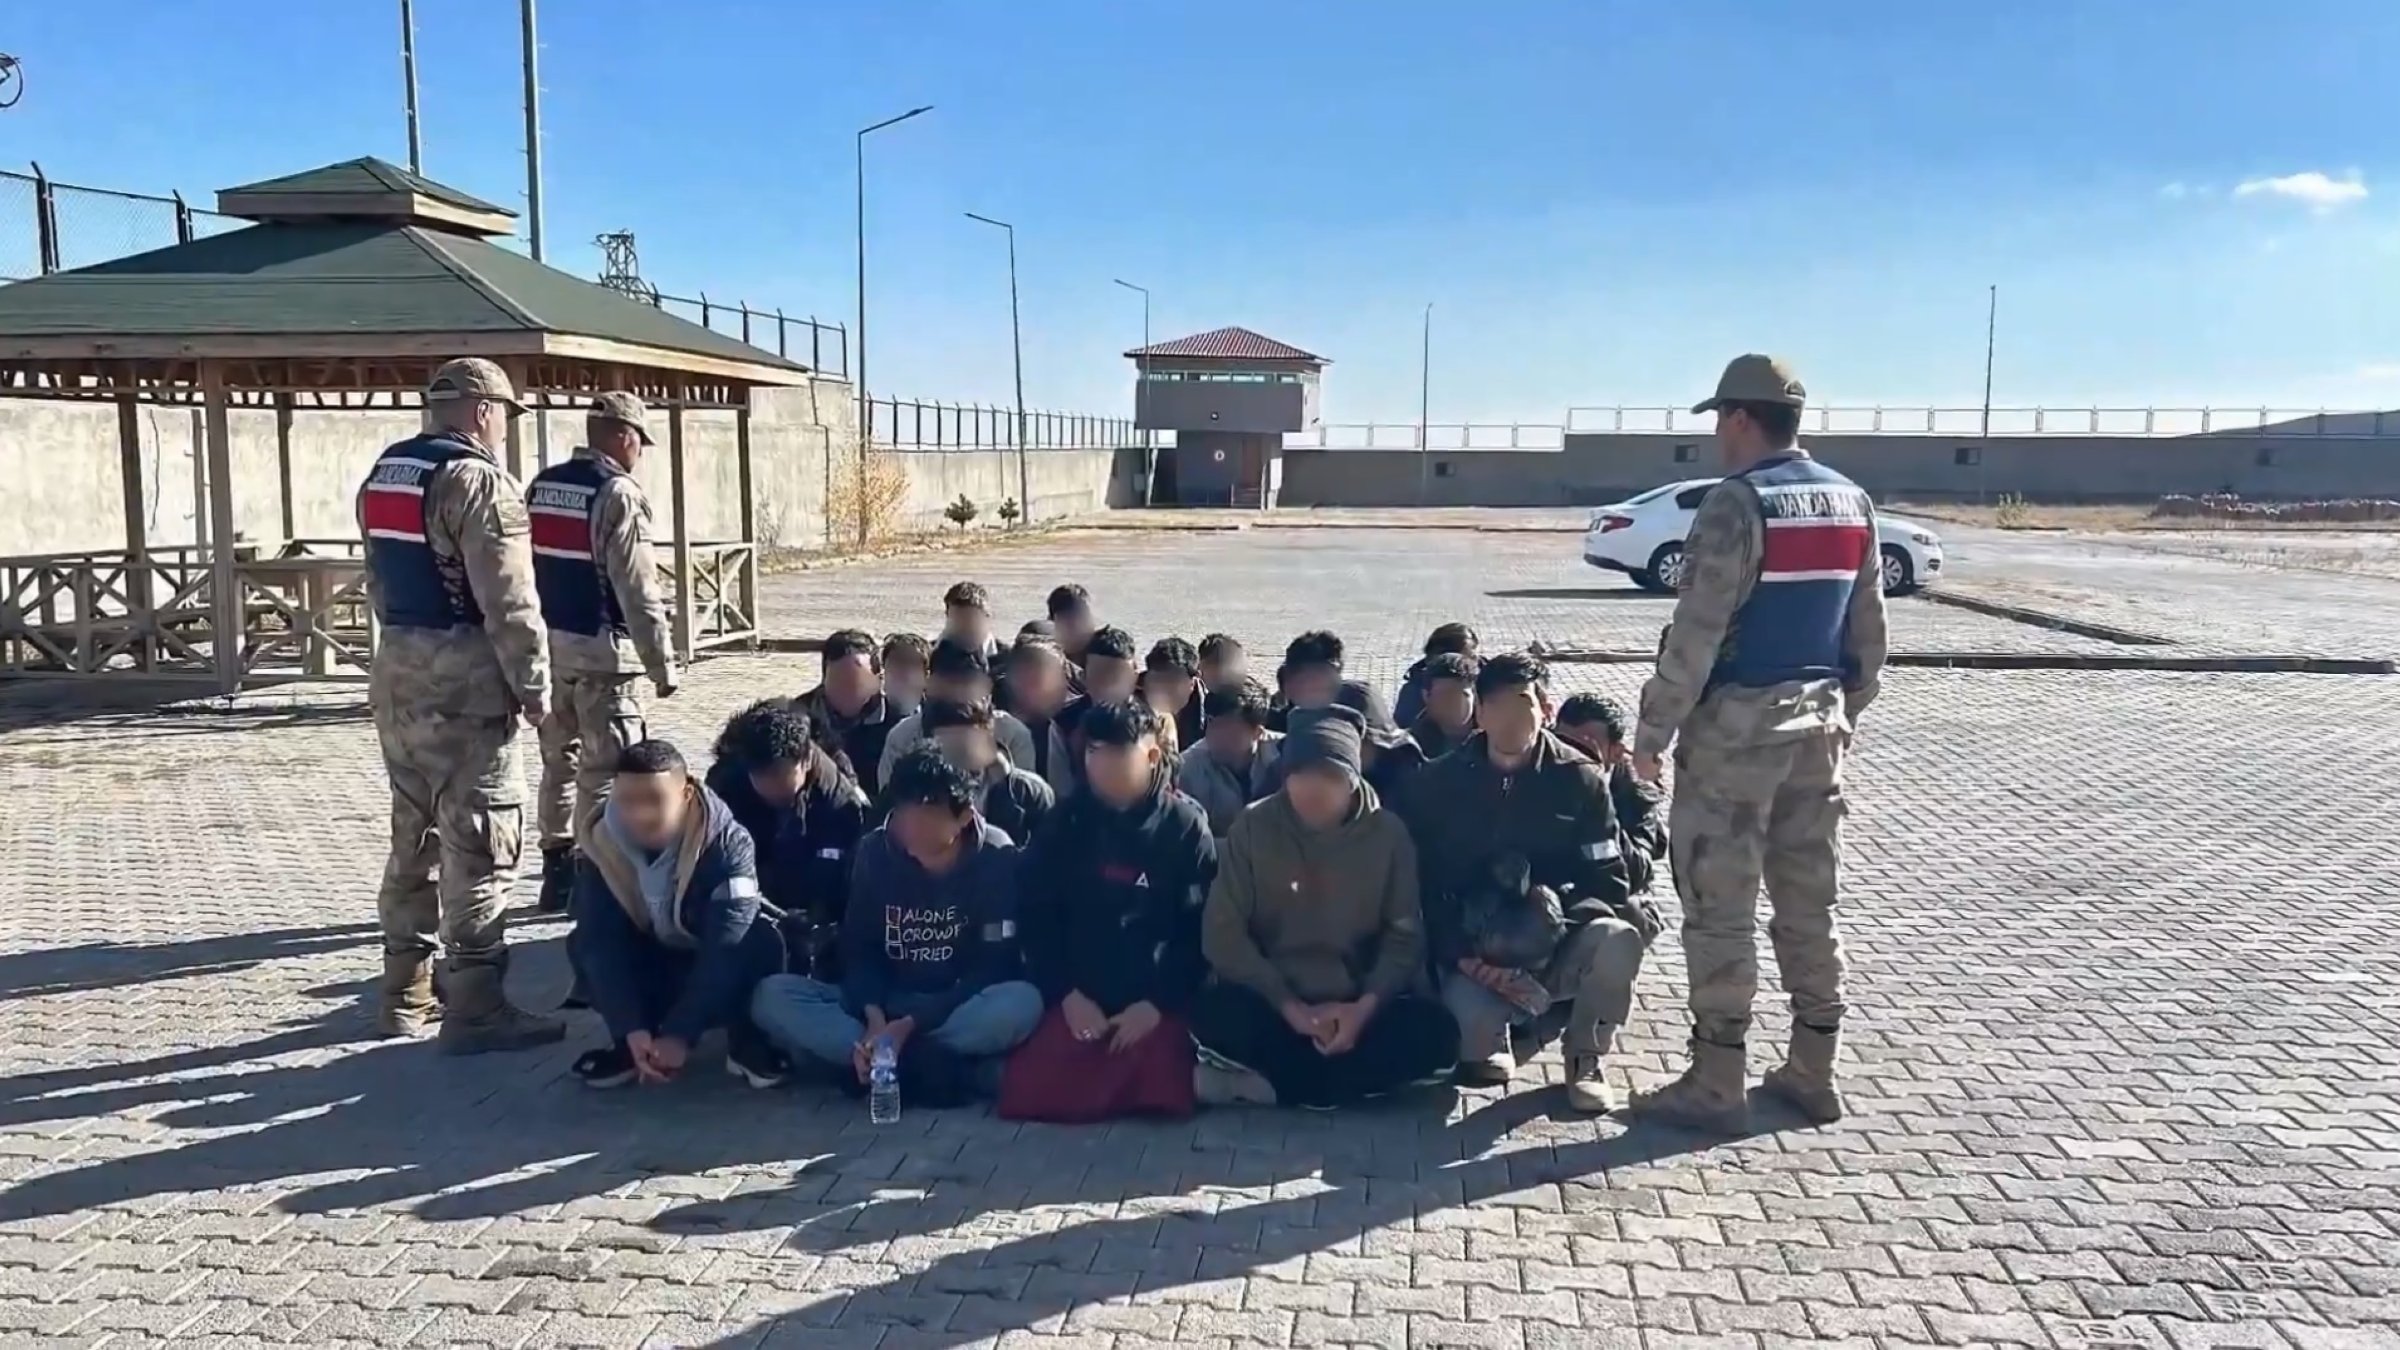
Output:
[1128, 326, 1326, 506]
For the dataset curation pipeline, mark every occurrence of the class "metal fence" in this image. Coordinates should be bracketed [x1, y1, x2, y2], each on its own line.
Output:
[866, 396, 1133, 451]
[1560, 404, 2387, 438]
[0, 165, 849, 378]
[0, 166, 240, 278]
[1285, 405, 2393, 450]
[654, 292, 847, 378]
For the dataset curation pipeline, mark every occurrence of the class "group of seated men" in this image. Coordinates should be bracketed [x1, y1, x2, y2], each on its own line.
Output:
[564, 581, 1669, 1119]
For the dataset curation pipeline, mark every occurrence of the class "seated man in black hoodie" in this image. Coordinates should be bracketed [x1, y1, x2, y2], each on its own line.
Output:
[999, 634, 1075, 790]
[1002, 699, 1217, 1122]
[922, 695, 1054, 846]
[1048, 626, 1142, 797]
[1394, 622, 1480, 729]
[1399, 653, 1657, 1115]
[1406, 651, 1480, 763]
[799, 629, 905, 798]
[571, 740, 788, 1090]
[1555, 692, 1669, 895]
[1138, 636, 1207, 751]
[1270, 629, 1398, 735]
[705, 697, 872, 981]
[1047, 583, 1098, 670]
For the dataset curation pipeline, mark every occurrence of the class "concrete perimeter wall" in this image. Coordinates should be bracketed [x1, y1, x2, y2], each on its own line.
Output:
[1282, 430, 2400, 507]
[2, 378, 1134, 557]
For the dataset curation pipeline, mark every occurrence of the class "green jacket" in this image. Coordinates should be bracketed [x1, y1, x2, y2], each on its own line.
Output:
[1202, 783, 1425, 1006]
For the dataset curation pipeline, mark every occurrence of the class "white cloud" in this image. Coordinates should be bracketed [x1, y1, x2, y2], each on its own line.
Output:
[2232, 170, 2369, 212]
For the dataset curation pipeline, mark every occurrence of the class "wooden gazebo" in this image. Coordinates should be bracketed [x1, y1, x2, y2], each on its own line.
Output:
[0, 156, 812, 693]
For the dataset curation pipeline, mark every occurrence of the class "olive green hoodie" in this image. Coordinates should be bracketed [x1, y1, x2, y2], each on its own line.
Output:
[1202, 781, 1426, 1007]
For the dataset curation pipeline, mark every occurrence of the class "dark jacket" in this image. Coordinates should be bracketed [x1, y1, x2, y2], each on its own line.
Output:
[1175, 733, 1283, 837]
[1408, 715, 1465, 763]
[1393, 657, 1439, 730]
[574, 784, 766, 1046]
[973, 757, 1056, 848]
[740, 748, 873, 978]
[1399, 730, 1643, 968]
[1366, 733, 1431, 804]
[1022, 773, 1216, 1016]
[1606, 761, 1669, 895]
[1136, 673, 1207, 751]
[798, 684, 904, 798]
[1047, 695, 1097, 796]
[1203, 783, 1424, 1007]
[838, 818, 1023, 1032]
[1268, 679, 1397, 737]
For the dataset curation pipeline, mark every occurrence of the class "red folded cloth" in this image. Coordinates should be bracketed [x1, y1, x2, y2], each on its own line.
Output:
[998, 1006, 1196, 1123]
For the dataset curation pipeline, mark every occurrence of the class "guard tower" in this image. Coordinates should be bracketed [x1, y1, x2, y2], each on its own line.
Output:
[1127, 326, 1325, 506]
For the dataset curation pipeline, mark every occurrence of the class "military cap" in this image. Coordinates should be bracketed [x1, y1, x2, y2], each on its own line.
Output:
[424, 357, 526, 412]
[1692, 353, 1807, 415]
[587, 390, 655, 446]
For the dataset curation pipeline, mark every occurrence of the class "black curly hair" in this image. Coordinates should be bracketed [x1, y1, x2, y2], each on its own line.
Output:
[713, 698, 813, 767]
[883, 743, 976, 815]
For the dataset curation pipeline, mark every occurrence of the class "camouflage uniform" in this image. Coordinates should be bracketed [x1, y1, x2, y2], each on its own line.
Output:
[359, 358, 562, 1054]
[1630, 354, 1889, 1132]
[528, 393, 677, 903]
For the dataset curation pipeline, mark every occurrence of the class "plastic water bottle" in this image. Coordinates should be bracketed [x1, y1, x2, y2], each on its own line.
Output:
[868, 1035, 900, 1125]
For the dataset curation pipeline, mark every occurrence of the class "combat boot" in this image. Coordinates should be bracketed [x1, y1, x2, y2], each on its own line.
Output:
[436, 960, 566, 1056]
[1629, 1037, 1750, 1134]
[536, 845, 575, 914]
[1760, 1023, 1844, 1124]
[374, 950, 441, 1038]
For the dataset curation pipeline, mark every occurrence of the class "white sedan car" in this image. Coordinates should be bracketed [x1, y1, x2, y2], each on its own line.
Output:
[1581, 478, 1944, 596]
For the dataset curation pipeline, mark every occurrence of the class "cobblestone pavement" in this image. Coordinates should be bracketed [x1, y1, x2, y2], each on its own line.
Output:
[1931, 527, 2400, 659]
[764, 525, 2125, 667]
[2, 520, 2397, 1348]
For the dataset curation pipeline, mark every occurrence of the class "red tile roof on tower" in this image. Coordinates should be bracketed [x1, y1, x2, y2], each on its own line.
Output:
[1125, 326, 1327, 363]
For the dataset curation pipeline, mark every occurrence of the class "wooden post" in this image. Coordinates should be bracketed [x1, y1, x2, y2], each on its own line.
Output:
[734, 398, 758, 643]
[667, 399, 694, 664]
[202, 364, 241, 694]
[504, 403, 527, 480]
[116, 392, 154, 670]
[274, 392, 297, 543]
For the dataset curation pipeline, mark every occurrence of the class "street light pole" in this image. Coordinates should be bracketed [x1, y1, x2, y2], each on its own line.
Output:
[966, 212, 1030, 527]
[854, 105, 934, 546]
[1415, 302, 1433, 505]
[1113, 279, 1151, 505]
[520, 0, 543, 263]
[1980, 283, 1997, 504]
[400, 0, 423, 173]
[520, 0, 549, 466]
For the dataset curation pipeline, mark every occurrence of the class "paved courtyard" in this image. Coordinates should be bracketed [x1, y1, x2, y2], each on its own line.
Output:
[1, 515, 2397, 1349]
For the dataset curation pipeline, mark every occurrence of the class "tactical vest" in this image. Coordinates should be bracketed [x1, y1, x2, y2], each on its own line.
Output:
[358, 434, 488, 630]
[525, 454, 626, 639]
[1709, 454, 1873, 690]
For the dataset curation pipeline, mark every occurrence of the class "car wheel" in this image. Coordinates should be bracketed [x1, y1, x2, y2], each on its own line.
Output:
[1642, 543, 1687, 594]
[1880, 543, 1916, 596]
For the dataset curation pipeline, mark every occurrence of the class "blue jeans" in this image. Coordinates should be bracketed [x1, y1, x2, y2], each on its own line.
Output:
[748, 975, 1044, 1069]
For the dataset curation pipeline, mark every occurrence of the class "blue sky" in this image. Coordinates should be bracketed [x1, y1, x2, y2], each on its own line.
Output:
[5, 1, 2395, 422]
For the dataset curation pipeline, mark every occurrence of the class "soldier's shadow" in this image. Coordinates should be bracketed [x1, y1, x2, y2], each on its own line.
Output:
[0, 927, 849, 1226]
[669, 1085, 1804, 1349]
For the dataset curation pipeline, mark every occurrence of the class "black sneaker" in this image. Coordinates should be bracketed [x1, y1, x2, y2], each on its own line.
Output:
[573, 1044, 637, 1089]
[726, 1040, 789, 1090]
